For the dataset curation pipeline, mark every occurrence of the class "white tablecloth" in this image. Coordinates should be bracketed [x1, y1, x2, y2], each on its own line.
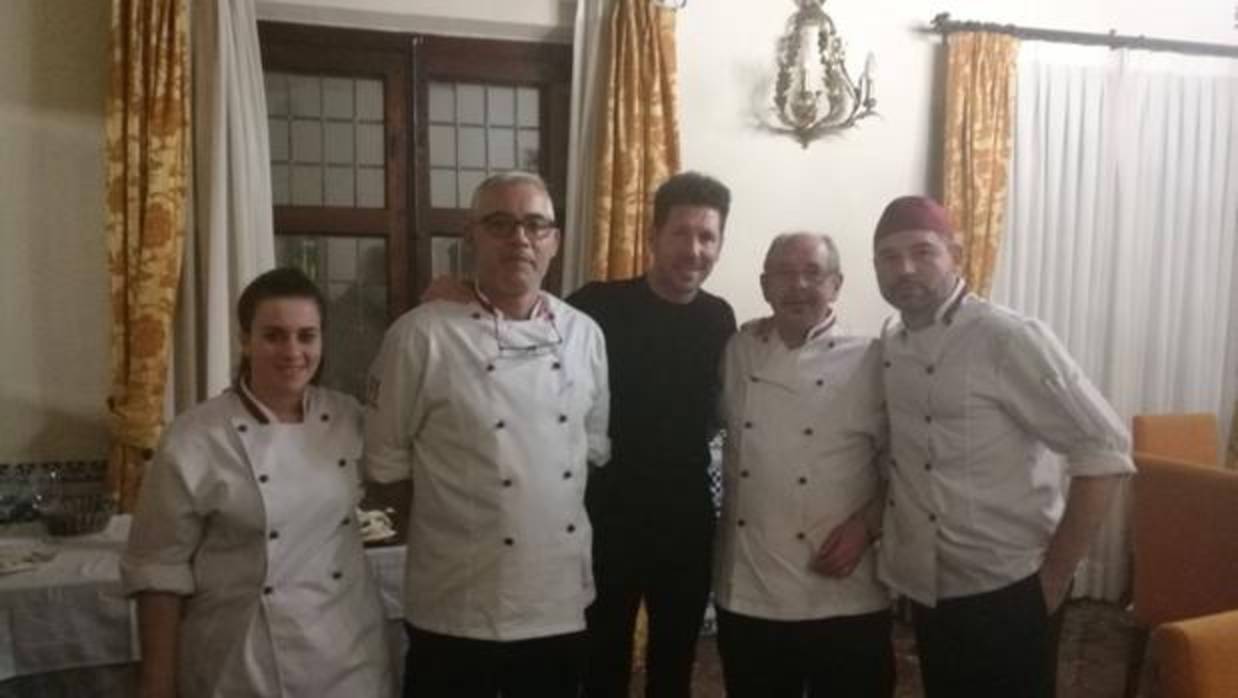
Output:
[0, 516, 407, 684]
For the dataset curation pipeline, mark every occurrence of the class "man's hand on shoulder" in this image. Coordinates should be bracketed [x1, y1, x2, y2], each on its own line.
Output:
[421, 275, 473, 304]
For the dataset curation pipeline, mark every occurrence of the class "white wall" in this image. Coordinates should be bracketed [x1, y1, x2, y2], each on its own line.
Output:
[679, 0, 1236, 331]
[0, 0, 110, 462]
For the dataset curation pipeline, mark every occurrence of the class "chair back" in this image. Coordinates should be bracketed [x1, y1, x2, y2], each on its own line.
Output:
[1132, 413, 1218, 466]
[1132, 453, 1238, 627]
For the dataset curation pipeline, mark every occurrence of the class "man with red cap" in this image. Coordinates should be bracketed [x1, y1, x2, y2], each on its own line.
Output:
[871, 195, 1133, 698]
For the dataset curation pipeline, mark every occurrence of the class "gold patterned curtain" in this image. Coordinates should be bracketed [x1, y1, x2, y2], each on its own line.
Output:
[589, 0, 682, 281]
[105, 0, 191, 511]
[941, 31, 1018, 297]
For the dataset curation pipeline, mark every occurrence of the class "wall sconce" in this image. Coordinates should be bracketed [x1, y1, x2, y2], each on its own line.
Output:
[768, 0, 877, 147]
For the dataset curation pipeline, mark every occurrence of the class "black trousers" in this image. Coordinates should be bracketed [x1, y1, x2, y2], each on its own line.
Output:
[402, 624, 585, 698]
[715, 606, 896, 698]
[583, 472, 715, 698]
[911, 574, 1067, 698]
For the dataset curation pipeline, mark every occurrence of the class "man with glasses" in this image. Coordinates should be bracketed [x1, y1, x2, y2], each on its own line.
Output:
[712, 232, 893, 698]
[365, 171, 611, 698]
[573, 172, 737, 698]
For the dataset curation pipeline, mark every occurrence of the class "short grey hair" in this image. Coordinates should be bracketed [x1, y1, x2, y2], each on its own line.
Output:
[468, 171, 553, 217]
[763, 232, 841, 275]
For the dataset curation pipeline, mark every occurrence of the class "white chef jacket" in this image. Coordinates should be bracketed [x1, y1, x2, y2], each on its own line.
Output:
[715, 317, 890, 620]
[364, 294, 610, 641]
[877, 283, 1134, 606]
[121, 385, 391, 698]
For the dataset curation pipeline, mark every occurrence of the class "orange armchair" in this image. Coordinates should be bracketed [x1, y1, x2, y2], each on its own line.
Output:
[1152, 609, 1238, 698]
[1123, 454, 1238, 696]
[1131, 413, 1219, 466]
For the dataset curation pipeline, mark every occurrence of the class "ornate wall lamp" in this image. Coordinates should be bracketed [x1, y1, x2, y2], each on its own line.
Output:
[768, 0, 877, 147]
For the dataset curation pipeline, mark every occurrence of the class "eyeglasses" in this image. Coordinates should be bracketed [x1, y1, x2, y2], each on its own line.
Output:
[492, 312, 564, 358]
[477, 213, 559, 241]
[762, 268, 839, 286]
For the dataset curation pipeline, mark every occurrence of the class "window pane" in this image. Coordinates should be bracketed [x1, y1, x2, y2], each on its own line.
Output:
[431, 235, 469, 278]
[430, 168, 457, 208]
[357, 167, 385, 208]
[487, 127, 515, 169]
[290, 75, 321, 117]
[516, 87, 539, 127]
[292, 165, 323, 205]
[323, 78, 354, 119]
[271, 164, 290, 205]
[357, 123, 384, 166]
[428, 82, 455, 123]
[324, 121, 354, 165]
[487, 86, 515, 126]
[517, 129, 540, 171]
[428, 125, 456, 167]
[291, 120, 322, 163]
[457, 84, 485, 125]
[356, 79, 384, 121]
[458, 127, 485, 168]
[325, 166, 355, 207]
[265, 73, 289, 116]
[269, 118, 289, 162]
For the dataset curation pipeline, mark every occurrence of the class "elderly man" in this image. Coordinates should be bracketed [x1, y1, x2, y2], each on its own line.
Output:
[713, 232, 893, 698]
[872, 196, 1134, 698]
[572, 172, 737, 698]
[364, 171, 610, 698]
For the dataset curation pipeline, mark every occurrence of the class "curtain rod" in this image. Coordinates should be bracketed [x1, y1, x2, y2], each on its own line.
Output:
[931, 12, 1238, 59]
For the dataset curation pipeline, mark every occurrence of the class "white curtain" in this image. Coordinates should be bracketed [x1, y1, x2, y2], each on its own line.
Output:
[993, 42, 1238, 600]
[561, 0, 612, 292]
[172, 0, 276, 411]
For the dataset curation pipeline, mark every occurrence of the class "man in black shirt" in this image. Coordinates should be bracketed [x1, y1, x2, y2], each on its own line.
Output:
[572, 172, 737, 698]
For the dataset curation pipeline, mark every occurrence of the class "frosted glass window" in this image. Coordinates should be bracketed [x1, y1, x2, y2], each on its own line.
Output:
[457, 84, 485, 124]
[265, 73, 289, 116]
[357, 168, 384, 208]
[276, 235, 388, 401]
[326, 236, 358, 281]
[517, 88, 539, 127]
[431, 236, 469, 278]
[517, 129, 540, 171]
[458, 170, 486, 208]
[357, 124, 384, 166]
[487, 128, 515, 169]
[323, 78, 354, 119]
[291, 120, 322, 163]
[458, 127, 485, 168]
[292, 166, 323, 205]
[271, 164, 290, 205]
[429, 83, 455, 123]
[356, 79, 383, 121]
[429, 168, 457, 209]
[324, 122, 354, 164]
[290, 76, 321, 117]
[325, 166, 355, 206]
[487, 87, 515, 126]
[269, 119, 289, 161]
[428, 125, 456, 167]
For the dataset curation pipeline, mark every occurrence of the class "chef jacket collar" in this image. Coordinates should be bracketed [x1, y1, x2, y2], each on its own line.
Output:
[234, 377, 311, 425]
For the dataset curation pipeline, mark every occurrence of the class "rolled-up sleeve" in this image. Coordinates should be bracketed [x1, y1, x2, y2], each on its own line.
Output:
[997, 319, 1134, 477]
[120, 444, 203, 596]
[364, 317, 423, 483]
[585, 323, 612, 467]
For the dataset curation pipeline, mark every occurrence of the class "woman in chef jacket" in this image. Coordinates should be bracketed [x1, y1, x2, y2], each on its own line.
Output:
[121, 267, 391, 698]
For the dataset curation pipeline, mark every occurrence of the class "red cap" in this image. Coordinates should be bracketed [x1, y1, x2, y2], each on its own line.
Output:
[874, 196, 955, 242]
